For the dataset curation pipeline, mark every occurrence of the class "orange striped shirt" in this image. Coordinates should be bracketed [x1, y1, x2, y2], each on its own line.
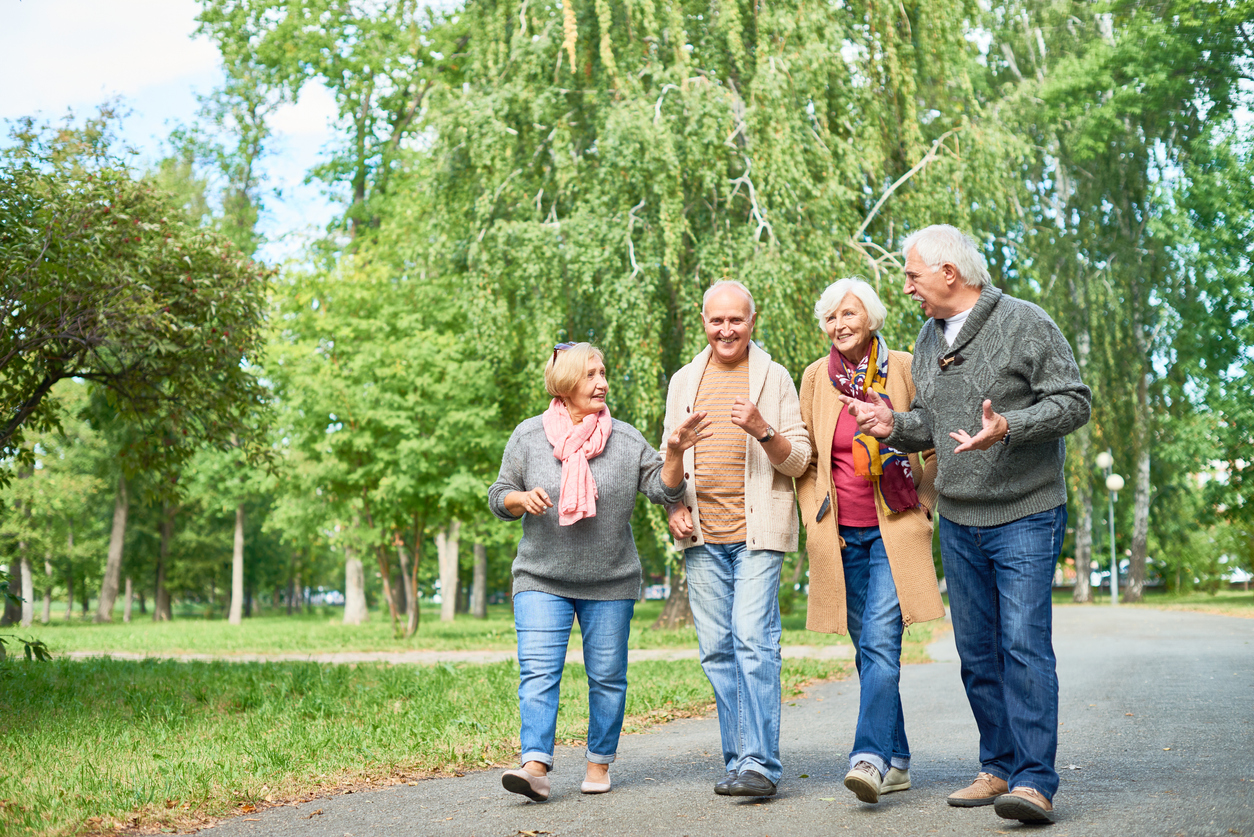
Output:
[693, 356, 749, 543]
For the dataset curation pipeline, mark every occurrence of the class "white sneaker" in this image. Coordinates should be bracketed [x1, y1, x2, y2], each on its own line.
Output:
[844, 761, 882, 803]
[881, 766, 911, 794]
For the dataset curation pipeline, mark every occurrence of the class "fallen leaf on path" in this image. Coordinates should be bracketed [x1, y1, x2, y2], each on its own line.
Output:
[819, 797, 836, 801]
[238, 804, 256, 813]
[1063, 765, 1083, 770]
[304, 809, 324, 819]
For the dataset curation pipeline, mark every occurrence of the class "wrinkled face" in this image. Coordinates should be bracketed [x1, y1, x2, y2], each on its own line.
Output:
[823, 292, 874, 362]
[564, 355, 609, 421]
[903, 246, 955, 320]
[702, 287, 756, 365]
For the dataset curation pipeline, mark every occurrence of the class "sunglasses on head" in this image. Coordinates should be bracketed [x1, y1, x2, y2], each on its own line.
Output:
[552, 342, 576, 364]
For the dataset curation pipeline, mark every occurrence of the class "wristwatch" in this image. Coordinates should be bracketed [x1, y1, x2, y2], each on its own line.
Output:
[757, 426, 776, 444]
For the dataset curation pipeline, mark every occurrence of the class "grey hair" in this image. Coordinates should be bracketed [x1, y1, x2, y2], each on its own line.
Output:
[901, 224, 991, 288]
[702, 280, 756, 317]
[814, 277, 887, 332]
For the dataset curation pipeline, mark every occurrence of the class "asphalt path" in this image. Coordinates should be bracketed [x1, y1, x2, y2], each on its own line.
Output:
[201, 606, 1253, 837]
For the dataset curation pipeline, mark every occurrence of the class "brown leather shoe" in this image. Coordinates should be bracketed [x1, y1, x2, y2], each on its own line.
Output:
[946, 771, 1009, 807]
[994, 786, 1055, 823]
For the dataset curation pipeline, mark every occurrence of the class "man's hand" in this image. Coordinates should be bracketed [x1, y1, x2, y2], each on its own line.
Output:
[730, 397, 770, 439]
[506, 487, 554, 516]
[949, 399, 1009, 452]
[668, 504, 695, 539]
[836, 390, 894, 439]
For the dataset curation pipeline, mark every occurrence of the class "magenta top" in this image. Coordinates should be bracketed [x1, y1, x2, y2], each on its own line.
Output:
[831, 408, 879, 527]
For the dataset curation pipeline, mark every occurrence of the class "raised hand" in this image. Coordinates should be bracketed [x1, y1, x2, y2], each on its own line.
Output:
[668, 410, 712, 452]
[949, 399, 1009, 452]
[835, 389, 895, 438]
[730, 397, 770, 439]
[506, 487, 554, 516]
[668, 504, 695, 539]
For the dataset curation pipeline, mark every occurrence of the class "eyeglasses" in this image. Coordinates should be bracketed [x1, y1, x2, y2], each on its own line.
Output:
[552, 342, 576, 364]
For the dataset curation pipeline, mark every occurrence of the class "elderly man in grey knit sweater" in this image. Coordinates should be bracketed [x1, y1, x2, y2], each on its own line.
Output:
[841, 225, 1091, 825]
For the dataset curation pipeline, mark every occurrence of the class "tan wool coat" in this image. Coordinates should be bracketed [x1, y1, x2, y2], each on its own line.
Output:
[797, 349, 945, 634]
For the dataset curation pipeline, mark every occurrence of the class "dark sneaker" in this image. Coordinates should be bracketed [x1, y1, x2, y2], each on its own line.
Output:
[995, 787, 1055, 823]
[714, 771, 738, 795]
[947, 771, 1009, 807]
[844, 761, 882, 803]
[726, 769, 777, 797]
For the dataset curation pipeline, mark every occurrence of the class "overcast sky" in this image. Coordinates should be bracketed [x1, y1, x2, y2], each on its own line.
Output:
[0, 0, 339, 261]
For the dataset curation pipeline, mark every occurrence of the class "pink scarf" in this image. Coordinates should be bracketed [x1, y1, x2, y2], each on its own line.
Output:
[542, 397, 613, 526]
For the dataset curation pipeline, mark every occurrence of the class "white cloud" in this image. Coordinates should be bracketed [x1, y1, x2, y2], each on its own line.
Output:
[0, 0, 219, 120]
[270, 82, 340, 137]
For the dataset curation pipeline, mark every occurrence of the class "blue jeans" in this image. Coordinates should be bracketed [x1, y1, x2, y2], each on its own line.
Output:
[685, 543, 784, 783]
[939, 505, 1067, 799]
[513, 591, 635, 768]
[840, 525, 909, 778]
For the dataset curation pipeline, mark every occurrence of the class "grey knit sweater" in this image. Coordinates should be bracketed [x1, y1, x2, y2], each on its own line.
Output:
[887, 286, 1091, 527]
[488, 416, 686, 601]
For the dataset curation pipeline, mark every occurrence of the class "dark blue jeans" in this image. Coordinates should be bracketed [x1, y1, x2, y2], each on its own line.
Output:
[840, 525, 909, 777]
[939, 505, 1067, 799]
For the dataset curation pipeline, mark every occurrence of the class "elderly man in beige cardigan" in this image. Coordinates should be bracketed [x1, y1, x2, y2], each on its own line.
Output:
[661, 280, 811, 798]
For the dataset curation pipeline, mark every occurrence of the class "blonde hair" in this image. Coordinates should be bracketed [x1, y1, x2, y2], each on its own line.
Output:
[814, 277, 888, 332]
[544, 342, 604, 398]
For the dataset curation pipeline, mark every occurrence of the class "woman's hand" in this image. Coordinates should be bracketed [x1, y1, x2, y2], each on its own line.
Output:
[504, 487, 554, 517]
[668, 504, 695, 539]
[667, 410, 711, 452]
[662, 411, 710, 490]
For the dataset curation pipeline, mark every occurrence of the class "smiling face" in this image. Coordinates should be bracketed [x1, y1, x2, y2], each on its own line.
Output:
[563, 355, 609, 423]
[823, 292, 874, 363]
[701, 286, 756, 365]
[903, 246, 961, 320]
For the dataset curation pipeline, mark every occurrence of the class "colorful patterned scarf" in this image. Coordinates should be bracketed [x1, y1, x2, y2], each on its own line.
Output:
[827, 334, 919, 514]
[542, 398, 613, 526]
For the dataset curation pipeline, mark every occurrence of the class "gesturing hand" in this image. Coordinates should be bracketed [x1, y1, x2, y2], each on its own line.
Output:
[511, 487, 554, 516]
[730, 397, 769, 439]
[668, 410, 712, 453]
[835, 390, 895, 439]
[668, 504, 695, 539]
[950, 399, 1008, 453]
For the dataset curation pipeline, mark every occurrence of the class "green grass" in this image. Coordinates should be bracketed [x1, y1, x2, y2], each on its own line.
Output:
[1050, 586, 1254, 617]
[0, 655, 849, 837]
[22, 600, 876, 657]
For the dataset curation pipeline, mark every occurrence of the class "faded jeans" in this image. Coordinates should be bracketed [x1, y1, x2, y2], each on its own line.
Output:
[685, 542, 784, 784]
[840, 525, 910, 778]
[514, 591, 635, 768]
[939, 505, 1067, 799]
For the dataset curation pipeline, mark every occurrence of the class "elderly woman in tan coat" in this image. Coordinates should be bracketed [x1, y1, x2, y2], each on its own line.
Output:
[797, 277, 944, 806]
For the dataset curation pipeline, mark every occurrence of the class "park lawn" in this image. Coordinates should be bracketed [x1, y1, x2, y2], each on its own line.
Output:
[0, 655, 850, 837]
[1054, 587, 1254, 618]
[21, 600, 874, 657]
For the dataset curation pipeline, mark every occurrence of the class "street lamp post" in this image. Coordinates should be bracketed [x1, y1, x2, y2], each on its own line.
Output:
[1095, 450, 1124, 606]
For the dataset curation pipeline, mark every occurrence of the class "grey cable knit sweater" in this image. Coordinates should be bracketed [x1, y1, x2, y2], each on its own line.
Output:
[488, 416, 686, 601]
[887, 286, 1091, 527]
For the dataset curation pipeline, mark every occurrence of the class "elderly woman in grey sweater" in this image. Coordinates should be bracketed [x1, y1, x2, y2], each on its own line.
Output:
[489, 342, 709, 802]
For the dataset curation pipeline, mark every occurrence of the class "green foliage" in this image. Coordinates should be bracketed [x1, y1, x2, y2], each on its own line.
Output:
[0, 634, 51, 662]
[0, 132, 274, 492]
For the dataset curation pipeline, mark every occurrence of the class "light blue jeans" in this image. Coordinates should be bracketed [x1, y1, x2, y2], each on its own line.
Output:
[514, 591, 635, 769]
[939, 505, 1067, 799]
[685, 542, 784, 784]
[840, 525, 910, 778]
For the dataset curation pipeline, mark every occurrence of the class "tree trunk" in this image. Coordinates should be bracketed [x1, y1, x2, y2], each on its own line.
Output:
[19, 552, 34, 627]
[652, 559, 693, 629]
[1127, 444, 1151, 602]
[343, 544, 369, 624]
[471, 542, 488, 618]
[375, 545, 399, 632]
[42, 552, 52, 624]
[1, 563, 20, 626]
[123, 576, 133, 623]
[437, 519, 461, 622]
[396, 542, 415, 617]
[96, 473, 128, 622]
[154, 505, 174, 621]
[229, 503, 245, 625]
[64, 523, 74, 620]
[404, 514, 425, 637]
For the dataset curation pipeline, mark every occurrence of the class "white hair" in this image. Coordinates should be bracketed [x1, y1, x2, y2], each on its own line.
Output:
[814, 277, 887, 332]
[901, 224, 991, 288]
[702, 280, 756, 317]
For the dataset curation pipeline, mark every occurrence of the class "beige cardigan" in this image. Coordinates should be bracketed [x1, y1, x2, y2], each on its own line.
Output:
[662, 343, 812, 553]
[797, 350, 945, 634]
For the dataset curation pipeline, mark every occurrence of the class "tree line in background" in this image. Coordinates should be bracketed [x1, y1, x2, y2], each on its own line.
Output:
[2, 0, 1252, 633]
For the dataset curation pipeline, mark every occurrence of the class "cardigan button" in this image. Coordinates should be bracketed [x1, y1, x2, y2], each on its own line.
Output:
[687, 505, 693, 512]
[684, 472, 690, 479]
[686, 405, 691, 413]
